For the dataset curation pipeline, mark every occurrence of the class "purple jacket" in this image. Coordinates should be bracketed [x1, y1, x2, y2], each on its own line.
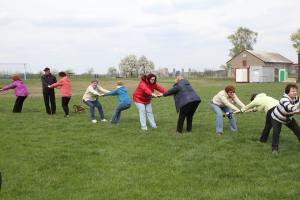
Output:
[2, 80, 29, 96]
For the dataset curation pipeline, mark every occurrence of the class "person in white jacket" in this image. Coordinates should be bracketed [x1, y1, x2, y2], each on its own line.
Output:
[82, 80, 110, 123]
[210, 85, 245, 135]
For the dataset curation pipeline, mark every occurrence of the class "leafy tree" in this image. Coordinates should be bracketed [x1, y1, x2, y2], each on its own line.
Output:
[107, 67, 118, 77]
[228, 27, 258, 57]
[291, 28, 300, 81]
[119, 55, 138, 77]
[137, 56, 155, 74]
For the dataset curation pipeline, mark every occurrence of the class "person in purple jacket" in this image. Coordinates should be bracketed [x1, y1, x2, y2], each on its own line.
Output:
[0, 74, 29, 112]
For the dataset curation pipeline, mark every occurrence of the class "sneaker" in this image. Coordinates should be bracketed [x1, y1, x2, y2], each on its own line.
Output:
[272, 150, 278, 155]
[64, 115, 70, 118]
[141, 127, 148, 131]
[92, 119, 97, 123]
[216, 132, 223, 136]
[101, 119, 107, 122]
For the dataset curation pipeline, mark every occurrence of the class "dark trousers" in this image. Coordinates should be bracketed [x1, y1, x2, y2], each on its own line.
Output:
[111, 103, 131, 123]
[13, 96, 27, 113]
[61, 97, 71, 116]
[271, 118, 300, 151]
[259, 107, 275, 142]
[43, 91, 56, 114]
[177, 101, 200, 133]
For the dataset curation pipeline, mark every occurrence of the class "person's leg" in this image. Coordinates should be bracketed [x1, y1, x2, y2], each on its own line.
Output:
[186, 101, 200, 132]
[177, 106, 188, 133]
[210, 103, 224, 134]
[286, 118, 300, 142]
[111, 104, 130, 123]
[135, 102, 147, 129]
[259, 108, 274, 142]
[43, 92, 51, 114]
[83, 100, 96, 120]
[145, 103, 157, 128]
[13, 96, 27, 112]
[61, 97, 71, 116]
[222, 107, 237, 132]
[49, 91, 56, 114]
[271, 119, 282, 151]
[94, 100, 105, 120]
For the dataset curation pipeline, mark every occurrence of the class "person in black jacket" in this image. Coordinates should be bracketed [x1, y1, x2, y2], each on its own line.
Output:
[163, 76, 201, 133]
[41, 67, 57, 114]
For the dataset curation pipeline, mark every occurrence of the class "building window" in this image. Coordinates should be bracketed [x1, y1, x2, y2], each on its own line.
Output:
[242, 60, 247, 66]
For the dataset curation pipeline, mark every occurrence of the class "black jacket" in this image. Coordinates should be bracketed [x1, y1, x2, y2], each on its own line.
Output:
[163, 79, 201, 112]
[41, 74, 57, 92]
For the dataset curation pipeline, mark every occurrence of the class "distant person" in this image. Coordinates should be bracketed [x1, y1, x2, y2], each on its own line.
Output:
[210, 85, 245, 135]
[0, 74, 29, 112]
[41, 67, 57, 115]
[270, 83, 300, 154]
[163, 76, 201, 134]
[82, 80, 110, 123]
[241, 93, 278, 143]
[133, 74, 167, 130]
[48, 72, 72, 117]
[103, 81, 131, 124]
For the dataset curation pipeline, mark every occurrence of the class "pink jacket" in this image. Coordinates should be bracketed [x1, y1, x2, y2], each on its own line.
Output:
[1, 80, 29, 96]
[49, 76, 72, 97]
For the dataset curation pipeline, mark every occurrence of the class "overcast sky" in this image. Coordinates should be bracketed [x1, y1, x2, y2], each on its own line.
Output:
[0, 0, 300, 74]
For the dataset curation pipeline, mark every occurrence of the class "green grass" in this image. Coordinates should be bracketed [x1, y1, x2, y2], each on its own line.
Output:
[0, 78, 300, 200]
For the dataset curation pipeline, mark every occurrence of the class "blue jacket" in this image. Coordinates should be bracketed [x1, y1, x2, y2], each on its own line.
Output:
[163, 79, 201, 112]
[104, 86, 131, 105]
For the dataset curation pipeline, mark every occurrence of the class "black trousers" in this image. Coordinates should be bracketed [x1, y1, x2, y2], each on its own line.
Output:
[13, 96, 27, 113]
[259, 107, 275, 142]
[61, 97, 71, 116]
[43, 90, 56, 114]
[271, 118, 300, 151]
[177, 101, 200, 133]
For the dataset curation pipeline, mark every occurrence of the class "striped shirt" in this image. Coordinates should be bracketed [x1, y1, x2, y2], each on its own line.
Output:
[271, 94, 299, 124]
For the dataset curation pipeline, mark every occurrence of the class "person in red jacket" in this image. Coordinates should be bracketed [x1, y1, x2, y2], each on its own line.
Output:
[133, 74, 166, 130]
[48, 72, 72, 117]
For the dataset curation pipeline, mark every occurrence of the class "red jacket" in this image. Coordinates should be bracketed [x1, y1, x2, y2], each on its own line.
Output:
[49, 76, 72, 97]
[133, 75, 166, 104]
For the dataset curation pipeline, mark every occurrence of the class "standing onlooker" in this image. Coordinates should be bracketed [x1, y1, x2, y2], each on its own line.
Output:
[241, 93, 278, 143]
[103, 81, 131, 124]
[41, 67, 57, 115]
[48, 72, 72, 117]
[133, 74, 167, 130]
[82, 80, 110, 123]
[270, 83, 300, 154]
[163, 76, 201, 133]
[210, 85, 245, 135]
[0, 74, 29, 112]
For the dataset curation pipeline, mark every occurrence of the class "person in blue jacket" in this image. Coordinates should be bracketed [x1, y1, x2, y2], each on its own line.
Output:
[103, 81, 131, 123]
[163, 76, 201, 133]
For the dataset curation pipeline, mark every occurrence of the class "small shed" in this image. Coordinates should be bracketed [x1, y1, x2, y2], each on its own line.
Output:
[227, 50, 293, 82]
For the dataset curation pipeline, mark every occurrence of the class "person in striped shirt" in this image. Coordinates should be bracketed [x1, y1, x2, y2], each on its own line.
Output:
[271, 83, 300, 154]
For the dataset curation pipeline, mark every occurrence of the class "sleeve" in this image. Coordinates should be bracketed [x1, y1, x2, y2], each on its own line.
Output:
[233, 94, 246, 108]
[49, 79, 63, 88]
[241, 99, 257, 112]
[41, 76, 48, 86]
[98, 85, 110, 93]
[220, 94, 240, 112]
[88, 86, 101, 96]
[163, 85, 179, 97]
[140, 82, 153, 95]
[1, 83, 15, 91]
[153, 84, 167, 93]
[281, 99, 297, 112]
[104, 89, 118, 96]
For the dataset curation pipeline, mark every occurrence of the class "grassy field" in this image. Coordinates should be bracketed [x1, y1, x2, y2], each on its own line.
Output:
[0, 78, 299, 200]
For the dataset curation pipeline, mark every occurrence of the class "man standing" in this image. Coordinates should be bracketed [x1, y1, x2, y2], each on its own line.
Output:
[41, 67, 57, 114]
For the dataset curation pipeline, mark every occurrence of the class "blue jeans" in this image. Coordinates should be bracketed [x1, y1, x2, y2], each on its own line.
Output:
[83, 100, 105, 120]
[111, 103, 131, 123]
[135, 102, 157, 129]
[210, 103, 237, 133]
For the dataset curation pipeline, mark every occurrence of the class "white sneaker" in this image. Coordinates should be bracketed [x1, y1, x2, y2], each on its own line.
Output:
[101, 119, 107, 122]
[141, 127, 148, 131]
[92, 119, 97, 123]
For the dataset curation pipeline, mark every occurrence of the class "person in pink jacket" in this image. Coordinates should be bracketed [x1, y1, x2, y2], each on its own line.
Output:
[0, 74, 29, 112]
[48, 72, 72, 117]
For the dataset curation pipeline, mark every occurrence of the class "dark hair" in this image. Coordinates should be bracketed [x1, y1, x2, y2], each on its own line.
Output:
[285, 83, 298, 94]
[250, 93, 257, 101]
[58, 72, 67, 77]
[225, 85, 235, 93]
[91, 80, 98, 84]
[146, 73, 157, 84]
